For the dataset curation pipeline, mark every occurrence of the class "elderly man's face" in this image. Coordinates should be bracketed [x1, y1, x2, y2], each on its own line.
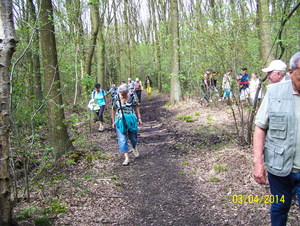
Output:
[267, 71, 282, 84]
[289, 60, 300, 94]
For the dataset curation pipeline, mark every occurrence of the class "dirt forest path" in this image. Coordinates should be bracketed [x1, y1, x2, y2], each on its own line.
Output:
[15, 91, 300, 225]
[116, 92, 216, 225]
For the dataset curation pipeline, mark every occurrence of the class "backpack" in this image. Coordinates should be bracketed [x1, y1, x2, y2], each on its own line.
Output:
[135, 82, 141, 90]
[92, 89, 105, 99]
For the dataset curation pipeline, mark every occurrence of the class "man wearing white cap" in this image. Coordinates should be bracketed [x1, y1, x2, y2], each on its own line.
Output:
[253, 52, 300, 225]
[262, 59, 287, 84]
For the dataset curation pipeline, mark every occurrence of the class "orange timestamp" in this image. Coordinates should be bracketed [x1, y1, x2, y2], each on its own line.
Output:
[232, 194, 285, 204]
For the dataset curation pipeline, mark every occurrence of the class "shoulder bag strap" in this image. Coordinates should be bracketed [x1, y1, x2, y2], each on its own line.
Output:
[117, 94, 127, 128]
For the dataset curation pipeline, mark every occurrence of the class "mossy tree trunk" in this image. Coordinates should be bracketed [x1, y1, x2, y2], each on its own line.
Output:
[113, 0, 121, 85]
[170, 0, 181, 104]
[39, 0, 73, 160]
[84, 0, 100, 91]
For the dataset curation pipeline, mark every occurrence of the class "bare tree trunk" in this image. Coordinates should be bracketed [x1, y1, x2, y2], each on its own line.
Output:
[123, 0, 131, 79]
[257, 0, 275, 65]
[28, 0, 43, 102]
[39, 0, 73, 160]
[97, 27, 106, 89]
[151, 0, 162, 92]
[170, 0, 181, 104]
[113, 0, 121, 85]
[84, 1, 100, 89]
[0, 1, 18, 225]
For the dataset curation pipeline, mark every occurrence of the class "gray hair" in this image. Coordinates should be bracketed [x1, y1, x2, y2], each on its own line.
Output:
[118, 84, 129, 94]
[290, 52, 300, 71]
[273, 70, 286, 78]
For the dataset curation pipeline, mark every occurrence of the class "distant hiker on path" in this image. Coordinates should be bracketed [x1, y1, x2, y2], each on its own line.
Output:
[112, 84, 142, 165]
[108, 84, 118, 98]
[261, 59, 287, 84]
[144, 76, 153, 101]
[209, 71, 222, 102]
[128, 78, 135, 94]
[199, 69, 211, 106]
[249, 73, 263, 109]
[237, 67, 249, 106]
[92, 83, 108, 132]
[222, 70, 233, 102]
[253, 52, 300, 225]
[108, 84, 118, 104]
[134, 78, 143, 102]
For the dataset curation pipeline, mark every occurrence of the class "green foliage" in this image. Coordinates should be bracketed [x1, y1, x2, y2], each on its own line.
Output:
[51, 199, 66, 214]
[179, 172, 184, 175]
[181, 161, 188, 165]
[111, 174, 119, 180]
[165, 103, 172, 107]
[176, 114, 182, 119]
[33, 217, 51, 226]
[183, 116, 198, 122]
[206, 115, 212, 120]
[195, 112, 200, 116]
[210, 177, 220, 182]
[213, 164, 229, 172]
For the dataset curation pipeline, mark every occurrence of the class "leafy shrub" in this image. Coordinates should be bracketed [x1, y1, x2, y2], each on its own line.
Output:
[176, 115, 182, 119]
[51, 199, 66, 214]
[183, 116, 198, 122]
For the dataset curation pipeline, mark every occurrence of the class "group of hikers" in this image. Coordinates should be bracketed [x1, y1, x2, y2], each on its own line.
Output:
[90, 76, 153, 165]
[88, 52, 300, 225]
[199, 68, 265, 108]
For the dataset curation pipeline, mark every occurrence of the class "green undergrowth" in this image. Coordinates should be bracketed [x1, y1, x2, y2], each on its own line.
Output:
[183, 115, 198, 122]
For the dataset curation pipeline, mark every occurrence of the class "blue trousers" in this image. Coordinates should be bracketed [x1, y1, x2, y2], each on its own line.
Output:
[116, 127, 138, 153]
[201, 84, 209, 101]
[268, 171, 300, 226]
[136, 90, 142, 102]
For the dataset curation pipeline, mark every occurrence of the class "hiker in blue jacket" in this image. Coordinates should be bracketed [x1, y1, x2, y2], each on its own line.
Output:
[92, 83, 108, 131]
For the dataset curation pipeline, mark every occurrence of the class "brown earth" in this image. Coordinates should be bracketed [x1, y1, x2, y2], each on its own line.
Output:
[14, 91, 299, 225]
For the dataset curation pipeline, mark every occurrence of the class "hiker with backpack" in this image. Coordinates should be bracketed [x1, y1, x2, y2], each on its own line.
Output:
[111, 84, 142, 165]
[92, 83, 108, 132]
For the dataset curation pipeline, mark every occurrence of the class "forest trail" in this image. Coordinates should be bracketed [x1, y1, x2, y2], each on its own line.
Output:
[115, 92, 214, 225]
[15, 91, 300, 226]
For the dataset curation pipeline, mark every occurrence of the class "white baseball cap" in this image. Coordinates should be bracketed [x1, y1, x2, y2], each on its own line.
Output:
[262, 60, 287, 72]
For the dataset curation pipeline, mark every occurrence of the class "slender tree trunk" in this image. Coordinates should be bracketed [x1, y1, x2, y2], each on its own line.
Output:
[39, 0, 73, 160]
[0, 1, 18, 225]
[123, 0, 131, 79]
[151, 0, 162, 92]
[97, 27, 106, 89]
[28, 0, 43, 102]
[84, 1, 100, 89]
[66, 0, 85, 98]
[113, 0, 121, 85]
[170, 0, 181, 104]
